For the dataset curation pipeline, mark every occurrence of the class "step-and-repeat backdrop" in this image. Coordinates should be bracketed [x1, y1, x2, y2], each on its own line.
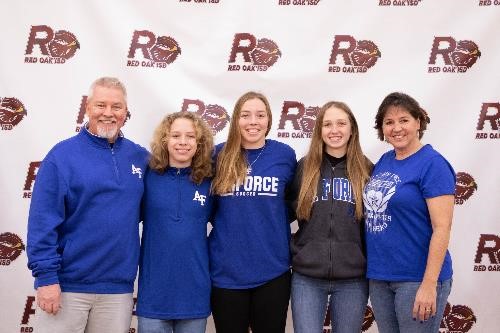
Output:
[1, 1, 499, 332]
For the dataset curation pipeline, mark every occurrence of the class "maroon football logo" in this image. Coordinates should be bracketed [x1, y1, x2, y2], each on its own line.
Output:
[0, 97, 27, 130]
[428, 37, 481, 73]
[328, 35, 381, 73]
[181, 99, 230, 134]
[455, 172, 477, 205]
[127, 30, 181, 68]
[228, 33, 282, 71]
[0, 232, 25, 264]
[25, 25, 80, 62]
[440, 303, 477, 332]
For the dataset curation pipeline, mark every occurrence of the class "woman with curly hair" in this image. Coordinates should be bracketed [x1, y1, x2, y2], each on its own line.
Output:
[289, 101, 372, 333]
[136, 111, 214, 333]
[209, 92, 296, 333]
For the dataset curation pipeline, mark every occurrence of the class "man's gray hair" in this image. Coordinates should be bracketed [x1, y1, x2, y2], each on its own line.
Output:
[88, 77, 127, 102]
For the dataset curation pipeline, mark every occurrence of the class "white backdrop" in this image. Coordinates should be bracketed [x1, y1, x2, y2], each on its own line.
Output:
[1, 1, 499, 332]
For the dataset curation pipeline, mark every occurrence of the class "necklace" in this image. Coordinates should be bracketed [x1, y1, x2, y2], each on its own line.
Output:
[246, 144, 266, 175]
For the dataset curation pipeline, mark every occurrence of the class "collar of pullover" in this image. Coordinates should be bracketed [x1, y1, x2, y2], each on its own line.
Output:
[81, 123, 123, 149]
[166, 166, 192, 176]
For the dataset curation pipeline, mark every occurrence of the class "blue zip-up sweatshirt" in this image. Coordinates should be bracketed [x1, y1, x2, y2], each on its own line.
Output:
[27, 127, 149, 293]
[137, 167, 213, 319]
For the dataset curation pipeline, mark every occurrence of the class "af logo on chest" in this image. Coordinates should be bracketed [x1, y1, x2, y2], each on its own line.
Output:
[193, 191, 206, 206]
[132, 164, 143, 178]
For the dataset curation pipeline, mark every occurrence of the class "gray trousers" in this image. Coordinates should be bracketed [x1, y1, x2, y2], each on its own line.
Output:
[35, 292, 133, 333]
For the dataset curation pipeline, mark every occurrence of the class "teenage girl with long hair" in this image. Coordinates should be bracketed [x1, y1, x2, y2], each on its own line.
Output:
[290, 101, 372, 333]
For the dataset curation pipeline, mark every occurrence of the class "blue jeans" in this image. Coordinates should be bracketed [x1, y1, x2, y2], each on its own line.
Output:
[291, 272, 368, 333]
[369, 279, 452, 333]
[137, 316, 207, 333]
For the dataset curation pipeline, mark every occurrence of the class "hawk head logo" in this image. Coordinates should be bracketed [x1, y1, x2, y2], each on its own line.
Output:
[251, 38, 282, 66]
[48, 30, 80, 59]
[440, 303, 477, 332]
[151, 36, 181, 64]
[299, 106, 320, 133]
[197, 104, 230, 134]
[0, 97, 27, 128]
[451, 40, 481, 68]
[0, 232, 25, 262]
[351, 40, 381, 68]
[455, 172, 477, 203]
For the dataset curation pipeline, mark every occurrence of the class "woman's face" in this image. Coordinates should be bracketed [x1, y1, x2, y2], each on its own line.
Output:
[321, 106, 352, 157]
[167, 118, 197, 168]
[382, 106, 421, 154]
[238, 98, 269, 149]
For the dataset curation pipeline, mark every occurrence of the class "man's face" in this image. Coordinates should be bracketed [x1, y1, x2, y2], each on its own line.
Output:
[85, 86, 127, 143]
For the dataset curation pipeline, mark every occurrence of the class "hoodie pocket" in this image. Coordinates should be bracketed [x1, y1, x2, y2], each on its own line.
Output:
[291, 240, 330, 278]
[331, 242, 366, 279]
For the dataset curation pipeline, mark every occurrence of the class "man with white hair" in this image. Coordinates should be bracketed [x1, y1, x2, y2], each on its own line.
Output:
[27, 77, 148, 333]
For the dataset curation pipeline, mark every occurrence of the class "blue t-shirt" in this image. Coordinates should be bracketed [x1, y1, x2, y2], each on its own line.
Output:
[209, 139, 296, 289]
[363, 144, 455, 282]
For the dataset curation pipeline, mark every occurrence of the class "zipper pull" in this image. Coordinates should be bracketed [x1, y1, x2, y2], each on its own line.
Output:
[177, 168, 180, 175]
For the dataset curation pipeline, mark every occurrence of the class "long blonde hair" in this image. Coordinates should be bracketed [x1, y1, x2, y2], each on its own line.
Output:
[211, 92, 272, 194]
[296, 101, 372, 221]
[149, 111, 213, 184]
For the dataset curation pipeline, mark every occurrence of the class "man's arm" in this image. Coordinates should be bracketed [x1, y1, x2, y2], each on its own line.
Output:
[26, 158, 67, 313]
